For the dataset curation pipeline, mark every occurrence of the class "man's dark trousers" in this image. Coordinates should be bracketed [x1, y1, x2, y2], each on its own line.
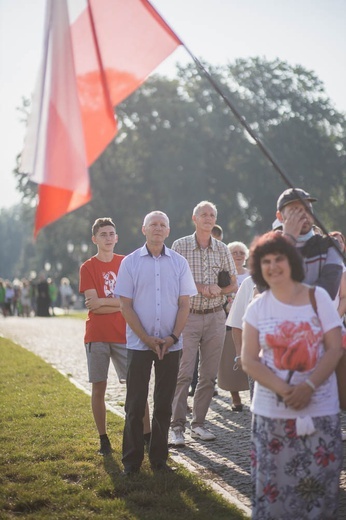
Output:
[122, 349, 180, 470]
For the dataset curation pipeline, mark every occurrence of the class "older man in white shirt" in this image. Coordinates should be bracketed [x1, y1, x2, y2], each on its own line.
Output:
[116, 211, 197, 475]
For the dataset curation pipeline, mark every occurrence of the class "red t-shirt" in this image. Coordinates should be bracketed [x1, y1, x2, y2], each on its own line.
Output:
[79, 255, 126, 343]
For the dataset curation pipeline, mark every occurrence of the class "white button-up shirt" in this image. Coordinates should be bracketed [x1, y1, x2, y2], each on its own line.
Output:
[115, 244, 197, 351]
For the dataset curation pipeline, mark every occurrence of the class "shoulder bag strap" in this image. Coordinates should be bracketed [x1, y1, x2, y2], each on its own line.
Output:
[308, 286, 318, 316]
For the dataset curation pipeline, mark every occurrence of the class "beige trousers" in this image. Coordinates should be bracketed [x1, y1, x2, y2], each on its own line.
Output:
[171, 309, 226, 430]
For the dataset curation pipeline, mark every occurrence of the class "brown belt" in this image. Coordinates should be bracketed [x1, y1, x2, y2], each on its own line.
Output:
[190, 304, 224, 315]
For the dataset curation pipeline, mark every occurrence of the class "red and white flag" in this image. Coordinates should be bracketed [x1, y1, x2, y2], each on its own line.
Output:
[20, 0, 181, 237]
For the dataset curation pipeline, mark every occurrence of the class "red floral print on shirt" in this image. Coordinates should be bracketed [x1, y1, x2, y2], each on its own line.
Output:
[266, 321, 322, 372]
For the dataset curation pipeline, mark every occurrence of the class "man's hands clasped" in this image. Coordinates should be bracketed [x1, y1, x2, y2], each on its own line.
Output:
[145, 335, 176, 360]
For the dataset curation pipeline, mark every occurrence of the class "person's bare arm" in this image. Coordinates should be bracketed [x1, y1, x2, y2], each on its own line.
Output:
[161, 295, 190, 357]
[232, 327, 243, 368]
[337, 271, 346, 317]
[242, 322, 291, 397]
[119, 296, 165, 358]
[196, 274, 238, 298]
[84, 288, 121, 314]
[284, 326, 343, 410]
[195, 282, 221, 298]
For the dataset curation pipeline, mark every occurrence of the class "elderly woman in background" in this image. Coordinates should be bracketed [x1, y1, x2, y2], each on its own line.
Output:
[218, 241, 250, 411]
[242, 231, 343, 520]
[226, 275, 258, 401]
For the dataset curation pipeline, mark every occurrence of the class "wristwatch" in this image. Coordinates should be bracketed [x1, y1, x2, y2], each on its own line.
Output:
[170, 334, 179, 344]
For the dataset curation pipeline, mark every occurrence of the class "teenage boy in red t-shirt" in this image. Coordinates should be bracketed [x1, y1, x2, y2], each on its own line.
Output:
[80, 217, 150, 455]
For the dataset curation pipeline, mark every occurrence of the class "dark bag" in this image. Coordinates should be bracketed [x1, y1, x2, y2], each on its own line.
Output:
[336, 353, 346, 411]
[309, 287, 346, 411]
[218, 270, 231, 288]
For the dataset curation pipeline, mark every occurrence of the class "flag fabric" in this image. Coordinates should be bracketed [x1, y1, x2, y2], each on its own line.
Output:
[20, 0, 181, 237]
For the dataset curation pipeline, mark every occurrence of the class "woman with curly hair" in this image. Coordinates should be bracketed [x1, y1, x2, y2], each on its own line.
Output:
[242, 231, 343, 519]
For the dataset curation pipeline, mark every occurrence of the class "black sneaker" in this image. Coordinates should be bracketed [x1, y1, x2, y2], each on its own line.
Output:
[151, 462, 175, 473]
[188, 385, 196, 397]
[98, 435, 113, 456]
[143, 432, 151, 451]
[121, 466, 140, 477]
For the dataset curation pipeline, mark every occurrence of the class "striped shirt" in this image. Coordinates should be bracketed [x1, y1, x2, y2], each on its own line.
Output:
[172, 233, 236, 311]
[297, 234, 343, 299]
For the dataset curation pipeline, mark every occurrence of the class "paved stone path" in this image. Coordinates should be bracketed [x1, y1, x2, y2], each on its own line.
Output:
[1, 315, 346, 518]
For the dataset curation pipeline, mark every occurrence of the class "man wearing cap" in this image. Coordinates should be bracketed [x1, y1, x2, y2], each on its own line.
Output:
[169, 201, 237, 446]
[276, 188, 343, 299]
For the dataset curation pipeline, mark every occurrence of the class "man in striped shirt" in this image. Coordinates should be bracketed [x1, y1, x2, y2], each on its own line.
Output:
[276, 188, 343, 300]
[170, 201, 237, 445]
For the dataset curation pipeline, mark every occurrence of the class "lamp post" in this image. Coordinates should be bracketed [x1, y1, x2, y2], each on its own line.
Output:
[81, 242, 88, 257]
[44, 262, 51, 275]
[66, 241, 89, 289]
[67, 242, 89, 265]
[67, 241, 75, 256]
[29, 270, 37, 281]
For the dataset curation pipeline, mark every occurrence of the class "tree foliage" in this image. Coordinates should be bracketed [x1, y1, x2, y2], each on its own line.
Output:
[2, 57, 345, 282]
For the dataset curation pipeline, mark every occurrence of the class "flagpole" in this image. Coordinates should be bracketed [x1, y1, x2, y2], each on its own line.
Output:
[189, 56, 346, 260]
[147, 0, 345, 261]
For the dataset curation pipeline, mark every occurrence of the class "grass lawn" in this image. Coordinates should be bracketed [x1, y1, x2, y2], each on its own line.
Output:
[55, 310, 87, 320]
[0, 338, 248, 519]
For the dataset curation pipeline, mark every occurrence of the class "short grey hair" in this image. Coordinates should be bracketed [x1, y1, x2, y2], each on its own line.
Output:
[227, 241, 249, 259]
[193, 201, 217, 217]
[143, 211, 170, 227]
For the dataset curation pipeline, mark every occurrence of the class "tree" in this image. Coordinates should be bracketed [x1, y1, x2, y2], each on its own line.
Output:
[0, 205, 30, 280]
[7, 57, 346, 282]
[219, 58, 346, 235]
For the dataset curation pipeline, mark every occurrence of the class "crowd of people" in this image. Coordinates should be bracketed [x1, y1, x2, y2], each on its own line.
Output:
[0, 275, 75, 318]
[3, 187, 345, 518]
[78, 189, 346, 519]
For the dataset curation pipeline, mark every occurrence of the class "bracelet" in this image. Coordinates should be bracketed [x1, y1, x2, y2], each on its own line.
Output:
[170, 334, 179, 344]
[234, 356, 241, 362]
[283, 233, 297, 243]
[304, 378, 316, 391]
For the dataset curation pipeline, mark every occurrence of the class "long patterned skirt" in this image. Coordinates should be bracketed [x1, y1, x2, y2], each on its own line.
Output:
[251, 414, 343, 520]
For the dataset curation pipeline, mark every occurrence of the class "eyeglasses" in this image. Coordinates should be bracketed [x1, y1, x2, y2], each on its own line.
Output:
[232, 251, 246, 256]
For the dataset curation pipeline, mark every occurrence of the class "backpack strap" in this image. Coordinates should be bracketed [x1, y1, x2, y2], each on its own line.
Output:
[308, 286, 318, 316]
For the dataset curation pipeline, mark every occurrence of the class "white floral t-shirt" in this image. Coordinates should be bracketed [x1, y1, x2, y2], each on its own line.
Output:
[243, 285, 342, 418]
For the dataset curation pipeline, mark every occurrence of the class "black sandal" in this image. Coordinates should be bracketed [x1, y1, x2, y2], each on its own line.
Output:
[231, 404, 243, 412]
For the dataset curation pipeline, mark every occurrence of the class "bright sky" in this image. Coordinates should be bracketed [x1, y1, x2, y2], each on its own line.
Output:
[0, 0, 345, 209]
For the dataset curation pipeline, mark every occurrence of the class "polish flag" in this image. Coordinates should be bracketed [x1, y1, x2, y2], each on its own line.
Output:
[20, 0, 181, 237]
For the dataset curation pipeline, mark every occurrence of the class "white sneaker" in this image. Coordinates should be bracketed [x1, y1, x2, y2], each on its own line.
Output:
[170, 427, 185, 447]
[191, 426, 216, 441]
